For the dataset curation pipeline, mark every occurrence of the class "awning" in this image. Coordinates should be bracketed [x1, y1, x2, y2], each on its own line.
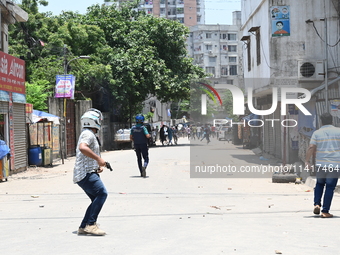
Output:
[242, 113, 261, 125]
[31, 110, 60, 125]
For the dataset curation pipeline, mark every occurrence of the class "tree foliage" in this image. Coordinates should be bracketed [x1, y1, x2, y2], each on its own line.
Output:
[25, 80, 53, 111]
[8, 1, 206, 120]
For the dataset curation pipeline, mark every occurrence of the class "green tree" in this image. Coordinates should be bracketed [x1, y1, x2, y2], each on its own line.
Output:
[25, 80, 53, 111]
[81, 3, 205, 119]
[9, 1, 206, 120]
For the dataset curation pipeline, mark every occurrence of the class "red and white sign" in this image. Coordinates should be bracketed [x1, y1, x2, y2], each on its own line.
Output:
[0, 51, 25, 94]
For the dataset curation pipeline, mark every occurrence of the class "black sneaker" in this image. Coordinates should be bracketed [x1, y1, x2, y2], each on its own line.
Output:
[141, 166, 146, 178]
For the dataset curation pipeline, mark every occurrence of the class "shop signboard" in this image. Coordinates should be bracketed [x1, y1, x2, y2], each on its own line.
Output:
[0, 51, 25, 94]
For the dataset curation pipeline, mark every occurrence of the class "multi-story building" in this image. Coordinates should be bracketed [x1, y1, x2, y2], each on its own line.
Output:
[110, 0, 205, 26]
[240, 0, 340, 164]
[187, 11, 243, 103]
[187, 11, 242, 86]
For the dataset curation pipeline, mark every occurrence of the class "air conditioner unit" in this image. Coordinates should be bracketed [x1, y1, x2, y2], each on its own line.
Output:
[298, 60, 324, 81]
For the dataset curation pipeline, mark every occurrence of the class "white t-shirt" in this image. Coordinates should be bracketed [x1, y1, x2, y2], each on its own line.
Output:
[73, 129, 100, 183]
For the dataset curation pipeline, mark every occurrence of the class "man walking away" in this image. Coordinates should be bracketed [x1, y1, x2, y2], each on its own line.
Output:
[130, 114, 151, 177]
[74, 108, 108, 236]
[305, 112, 340, 218]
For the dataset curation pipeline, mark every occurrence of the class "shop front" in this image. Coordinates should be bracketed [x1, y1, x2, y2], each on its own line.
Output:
[26, 109, 60, 166]
[0, 51, 27, 180]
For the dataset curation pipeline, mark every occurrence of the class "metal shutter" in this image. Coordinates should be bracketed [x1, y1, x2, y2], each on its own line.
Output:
[13, 103, 27, 170]
[0, 101, 8, 114]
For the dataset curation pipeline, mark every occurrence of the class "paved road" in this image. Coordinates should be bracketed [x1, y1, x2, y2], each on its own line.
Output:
[1, 137, 339, 255]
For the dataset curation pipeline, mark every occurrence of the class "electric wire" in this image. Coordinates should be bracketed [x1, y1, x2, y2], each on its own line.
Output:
[311, 21, 340, 47]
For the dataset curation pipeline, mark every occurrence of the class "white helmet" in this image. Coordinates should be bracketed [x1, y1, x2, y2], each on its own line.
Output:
[81, 108, 103, 130]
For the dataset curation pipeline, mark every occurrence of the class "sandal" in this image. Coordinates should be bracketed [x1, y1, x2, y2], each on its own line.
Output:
[313, 205, 320, 215]
[321, 212, 333, 218]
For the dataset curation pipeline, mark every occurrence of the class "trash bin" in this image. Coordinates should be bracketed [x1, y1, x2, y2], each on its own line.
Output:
[28, 145, 42, 166]
[42, 147, 52, 167]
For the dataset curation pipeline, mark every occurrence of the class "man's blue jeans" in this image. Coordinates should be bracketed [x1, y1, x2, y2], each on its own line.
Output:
[314, 168, 339, 213]
[77, 172, 108, 228]
[134, 143, 149, 174]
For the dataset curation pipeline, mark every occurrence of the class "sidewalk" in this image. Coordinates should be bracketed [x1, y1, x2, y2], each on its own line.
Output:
[0, 138, 339, 255]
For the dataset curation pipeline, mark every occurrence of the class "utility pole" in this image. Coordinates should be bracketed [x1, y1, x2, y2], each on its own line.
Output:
[323, 18, 328, 112]
[60, 44, 67, 164]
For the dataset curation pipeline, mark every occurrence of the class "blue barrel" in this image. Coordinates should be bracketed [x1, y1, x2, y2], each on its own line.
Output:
[28, 146, 42, 166]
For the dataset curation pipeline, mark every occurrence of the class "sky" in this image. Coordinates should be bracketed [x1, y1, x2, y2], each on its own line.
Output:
[38, 0, 241, 25]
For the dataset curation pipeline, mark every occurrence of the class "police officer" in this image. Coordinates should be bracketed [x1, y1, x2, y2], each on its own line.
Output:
[130, 114, 151, 177]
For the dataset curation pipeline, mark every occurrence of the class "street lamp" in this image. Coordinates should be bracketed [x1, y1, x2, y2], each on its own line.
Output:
[64, 55, 91, 75]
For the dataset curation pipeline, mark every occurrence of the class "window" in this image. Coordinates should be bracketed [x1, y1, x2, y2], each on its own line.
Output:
[229, 65, 238, 75]
[241, 35, 251, 71]
[228, 34, 237, 40]
[197, 8, 200, 12]
[177, 18, 184, 23]
[195, 56, 203, 64]
[209, 57, 216, 63]
[247, 39, 251, 71]
[206, 33, 212, 39]
[160, 8, 165, 14]
[197, 16, 201, 22]
[226, 79, 234, 85]
[228, 45, 237, 52]
[194, 45, 201, 52]
[177, 8, 184, 14]
[248, 26, 261, 66]
[221, 66, 228, 76]
[220, 33, 227, 40]
[205, 45, 212, 51]
[206, 67, 215, 76]
[256, 29, 261, 66]
[221, 45, 227, 51]
[229, 57, 237, 63]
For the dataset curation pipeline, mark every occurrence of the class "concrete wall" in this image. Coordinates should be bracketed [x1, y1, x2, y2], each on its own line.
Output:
[240, 0, 340, 163]
[241, 0, 339, 86]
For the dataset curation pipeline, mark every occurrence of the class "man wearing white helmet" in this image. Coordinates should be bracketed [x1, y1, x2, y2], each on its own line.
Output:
[73, 108, 108, 236]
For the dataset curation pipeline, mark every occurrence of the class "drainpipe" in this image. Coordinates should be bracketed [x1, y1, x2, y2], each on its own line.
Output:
[321, 17, 328, 111]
